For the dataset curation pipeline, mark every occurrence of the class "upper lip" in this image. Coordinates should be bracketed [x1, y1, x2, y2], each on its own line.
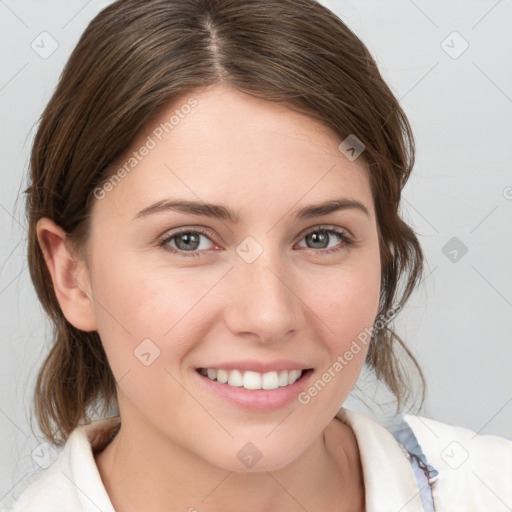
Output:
[196, 359, 313, 373]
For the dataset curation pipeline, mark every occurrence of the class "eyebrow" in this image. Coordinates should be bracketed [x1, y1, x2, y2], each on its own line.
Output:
[133, 198, 370, 222]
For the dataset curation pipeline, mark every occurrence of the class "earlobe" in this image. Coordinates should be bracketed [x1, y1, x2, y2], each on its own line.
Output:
[36, 218, 97, 332]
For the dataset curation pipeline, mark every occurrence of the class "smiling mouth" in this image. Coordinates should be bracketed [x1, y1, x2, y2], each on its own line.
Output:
[196, 368, 313, 390]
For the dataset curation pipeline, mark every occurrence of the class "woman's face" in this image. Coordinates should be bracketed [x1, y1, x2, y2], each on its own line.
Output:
[82, 84, 381, 471]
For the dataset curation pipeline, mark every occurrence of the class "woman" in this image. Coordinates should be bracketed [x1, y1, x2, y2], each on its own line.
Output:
[9, 0, 511, 511]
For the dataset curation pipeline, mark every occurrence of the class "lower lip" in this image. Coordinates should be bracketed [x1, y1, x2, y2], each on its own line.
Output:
[194, 369, 314, 412]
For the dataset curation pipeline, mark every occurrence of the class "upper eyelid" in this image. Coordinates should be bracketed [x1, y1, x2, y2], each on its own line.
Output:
[297, 224, 352, 239]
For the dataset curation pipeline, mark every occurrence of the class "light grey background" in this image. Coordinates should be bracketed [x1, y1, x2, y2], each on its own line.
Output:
[1, 0, 511, 506]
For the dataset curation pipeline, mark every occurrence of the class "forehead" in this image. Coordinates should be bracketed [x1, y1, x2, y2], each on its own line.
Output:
[92, 84, 373, 222]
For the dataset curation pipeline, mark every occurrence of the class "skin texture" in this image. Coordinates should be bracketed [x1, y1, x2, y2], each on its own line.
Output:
[37, 84, 382, 511]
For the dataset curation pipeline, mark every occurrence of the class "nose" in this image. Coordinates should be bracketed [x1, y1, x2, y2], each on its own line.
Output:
[223, 245, 302, 345]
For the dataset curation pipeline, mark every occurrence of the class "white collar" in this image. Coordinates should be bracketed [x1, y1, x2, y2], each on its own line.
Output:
[335, 408, 426, 512]
[15, 410, 425, 512]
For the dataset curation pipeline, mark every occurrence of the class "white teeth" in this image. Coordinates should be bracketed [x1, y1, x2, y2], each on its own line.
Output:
[199, 368, 306, 389]
[278, 370, 288, 387]
[261, 371, 278, 390]
[243, 371, 262, 390]
[228, 369, 243, 387]
[288, 369, 302, 384]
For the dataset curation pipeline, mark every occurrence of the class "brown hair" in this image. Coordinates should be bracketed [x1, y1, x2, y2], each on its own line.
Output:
[26, 0, 426, 446]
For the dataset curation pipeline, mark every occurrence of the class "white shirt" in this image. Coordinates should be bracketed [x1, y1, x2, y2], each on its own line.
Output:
[5, 408, 512, 512]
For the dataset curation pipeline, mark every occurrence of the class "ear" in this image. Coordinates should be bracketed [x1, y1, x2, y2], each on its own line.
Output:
[36, 217, 97, 332]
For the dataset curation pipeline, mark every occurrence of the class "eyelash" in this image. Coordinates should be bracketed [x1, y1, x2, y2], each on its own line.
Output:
[157, 225, 355, 258]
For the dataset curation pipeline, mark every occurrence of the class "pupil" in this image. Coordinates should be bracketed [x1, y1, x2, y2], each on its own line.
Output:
[176, 233, 199, 250]
[308, 231, 328, 249]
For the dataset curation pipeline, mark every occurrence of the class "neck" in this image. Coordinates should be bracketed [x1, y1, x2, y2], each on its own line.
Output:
[95, 411, 364, 512]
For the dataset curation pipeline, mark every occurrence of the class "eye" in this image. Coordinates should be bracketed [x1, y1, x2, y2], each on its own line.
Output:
[158, 228, 217, 257]
[295, 226, 354, 254]
[158, 225, 355, 258]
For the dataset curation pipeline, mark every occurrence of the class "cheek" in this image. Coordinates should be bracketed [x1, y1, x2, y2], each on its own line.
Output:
[313, 253, 381, 333]
[293, 255, 381, 420]
[87, 247, 205, 369]
[88, 259, 209, 414]
[304, 251, 381, 377]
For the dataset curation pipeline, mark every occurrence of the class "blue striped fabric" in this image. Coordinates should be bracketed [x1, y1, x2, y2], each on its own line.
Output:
[388, 417, 439, 512]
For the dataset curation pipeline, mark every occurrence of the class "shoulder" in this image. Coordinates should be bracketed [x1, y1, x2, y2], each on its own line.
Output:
[403, 413, 512, 511]
[6, 417, 119, 512]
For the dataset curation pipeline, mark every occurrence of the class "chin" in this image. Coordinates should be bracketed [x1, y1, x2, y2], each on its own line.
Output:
[200, 434, 311, 474]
